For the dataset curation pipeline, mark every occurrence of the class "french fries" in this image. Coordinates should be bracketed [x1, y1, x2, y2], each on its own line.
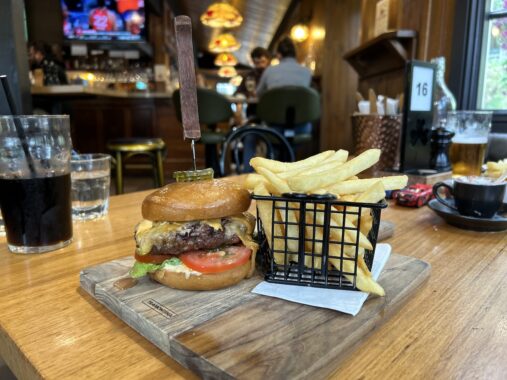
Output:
[485, 159, 507, 179]
[327, 176, 408, 195]
[249, 149, 408, 296]
[287, 149, 382, 192]
[278, 151, 348, 179]
[250, 150, 335, 173]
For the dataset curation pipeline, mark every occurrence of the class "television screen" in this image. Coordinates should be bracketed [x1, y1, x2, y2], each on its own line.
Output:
[61, 0, 146, 41]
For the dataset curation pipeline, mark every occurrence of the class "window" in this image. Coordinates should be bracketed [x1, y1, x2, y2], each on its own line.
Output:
[477, 0, 507, 110]
[450, 0, 507, 132]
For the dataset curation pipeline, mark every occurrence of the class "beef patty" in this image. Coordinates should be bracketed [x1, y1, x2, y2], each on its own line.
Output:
[135, 218, 245, 256]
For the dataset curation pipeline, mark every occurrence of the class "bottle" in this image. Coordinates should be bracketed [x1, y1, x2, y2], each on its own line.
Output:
[430, 57, 456, 171]
[431, 57, 457, 129]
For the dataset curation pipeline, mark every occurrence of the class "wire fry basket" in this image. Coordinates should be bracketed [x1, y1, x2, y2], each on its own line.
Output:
[252, 193, 387, 291]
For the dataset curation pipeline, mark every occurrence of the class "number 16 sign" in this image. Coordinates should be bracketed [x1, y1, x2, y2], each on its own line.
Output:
[399, 60, 437, 172]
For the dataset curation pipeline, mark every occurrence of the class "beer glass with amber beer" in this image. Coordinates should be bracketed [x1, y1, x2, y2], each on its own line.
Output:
[446, 111, 492, 176]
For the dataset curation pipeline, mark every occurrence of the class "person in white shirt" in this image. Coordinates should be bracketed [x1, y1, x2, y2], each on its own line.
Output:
[256, 37, 312, 96]
[243, 37, 314, 172]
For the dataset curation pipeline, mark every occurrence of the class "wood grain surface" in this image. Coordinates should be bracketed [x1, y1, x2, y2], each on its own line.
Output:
[0, 190, 506, 379]
[174, 15, 200, 140]
[80, 253, 429, 379]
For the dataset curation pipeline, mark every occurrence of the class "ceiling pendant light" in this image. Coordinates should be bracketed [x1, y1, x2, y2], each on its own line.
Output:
[214, 52, 238, 67]
[290, 24, 309, 43]
[201, 3, 243, 28]
[209, 33, 241, 53]
[229, 75, 243, 86]
[218, 66, 237, 78]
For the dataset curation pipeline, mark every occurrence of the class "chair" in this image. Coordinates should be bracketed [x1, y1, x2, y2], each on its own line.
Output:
[107, 138, 165, 194]
[219, 125, 296, 176]
[487, 133, 507, 161]
[256, 86, 321, 145]
[173, 88, 233, 173]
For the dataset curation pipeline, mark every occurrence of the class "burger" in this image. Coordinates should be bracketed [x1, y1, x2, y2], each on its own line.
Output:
[129, 179, 258, 290]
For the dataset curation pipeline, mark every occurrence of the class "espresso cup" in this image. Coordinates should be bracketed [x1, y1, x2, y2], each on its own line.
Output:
[433, 177, 506, 218]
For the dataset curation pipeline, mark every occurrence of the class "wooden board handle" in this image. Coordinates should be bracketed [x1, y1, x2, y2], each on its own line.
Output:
[175, 15, 201, 140]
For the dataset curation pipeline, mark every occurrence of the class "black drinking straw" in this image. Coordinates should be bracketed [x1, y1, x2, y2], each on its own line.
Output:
[0, 75, 36, 174]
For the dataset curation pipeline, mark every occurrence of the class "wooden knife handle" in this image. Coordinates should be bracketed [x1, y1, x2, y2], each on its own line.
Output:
[175, 15, 201, 140]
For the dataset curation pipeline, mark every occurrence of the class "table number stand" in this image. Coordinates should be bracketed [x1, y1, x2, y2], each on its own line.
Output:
[397, 60, 452, 183]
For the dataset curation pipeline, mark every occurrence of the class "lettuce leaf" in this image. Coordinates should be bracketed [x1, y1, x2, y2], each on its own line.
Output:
[129, 262, 161, 278]
[129, 257, 183, 278]
[160, 257, 182, 268]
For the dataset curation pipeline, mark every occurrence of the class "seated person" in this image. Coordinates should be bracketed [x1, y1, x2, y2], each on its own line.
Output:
[255, 37, 312, 97]
[235, 47, 271, 121]
[28, 41, 68, 85]
[242, 38, 313, 171]
[236, 47, 271, 98]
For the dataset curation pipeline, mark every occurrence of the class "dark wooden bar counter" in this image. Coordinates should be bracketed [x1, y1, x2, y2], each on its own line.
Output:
[32, 86, 205, 174]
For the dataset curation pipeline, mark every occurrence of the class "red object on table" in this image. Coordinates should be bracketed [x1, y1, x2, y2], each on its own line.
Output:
[392, 184, 434, 208]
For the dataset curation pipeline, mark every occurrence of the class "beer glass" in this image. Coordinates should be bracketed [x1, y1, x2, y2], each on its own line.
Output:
[0, 115, 73, 253]
[446, 111, 492, 176]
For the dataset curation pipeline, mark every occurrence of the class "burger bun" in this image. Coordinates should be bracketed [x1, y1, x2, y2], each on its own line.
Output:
[142, 179, 251, 222]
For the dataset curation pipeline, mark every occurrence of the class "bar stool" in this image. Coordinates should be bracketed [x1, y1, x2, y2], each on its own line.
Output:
[106, 138, 165, 194]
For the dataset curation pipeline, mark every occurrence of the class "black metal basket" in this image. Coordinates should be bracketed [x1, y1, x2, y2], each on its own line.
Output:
[252, 192, 387, 291]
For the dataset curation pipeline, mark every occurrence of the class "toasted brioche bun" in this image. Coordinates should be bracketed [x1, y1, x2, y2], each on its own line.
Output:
[142, 179, 251, 222]
[219, 173, 250, 189]
[149, 260, 250, 290]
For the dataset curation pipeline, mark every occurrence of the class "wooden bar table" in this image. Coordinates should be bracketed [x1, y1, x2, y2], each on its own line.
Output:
[0, 191, 506, 379]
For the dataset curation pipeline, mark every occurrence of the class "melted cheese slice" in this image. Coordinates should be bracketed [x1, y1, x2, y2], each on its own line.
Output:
[227, 214, 258, 277]
[135, 218, 224, 255]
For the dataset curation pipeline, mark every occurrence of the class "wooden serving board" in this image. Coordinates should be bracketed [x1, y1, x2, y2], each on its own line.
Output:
[80, 253, 429, 379]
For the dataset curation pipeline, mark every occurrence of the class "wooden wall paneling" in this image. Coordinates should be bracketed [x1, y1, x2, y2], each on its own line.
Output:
[102, 102, 128, 141]
[70, 101, 103, 153]
[131, 102, 156, 137]
[396, 0, 431, 60]
[425, 0, 456, 76]
[361, 0, 378, 43]
[358, 70, 405, 99]
[320, 0, 362, 152]
[395, 0, 455, 64]
[295, 0, 327, 75]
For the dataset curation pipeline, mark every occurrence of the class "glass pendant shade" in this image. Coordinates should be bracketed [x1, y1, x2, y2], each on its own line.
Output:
[214, 52, 238, 66]
[209, 33, 241, 52]
[201, 3, 243, 28]
[218, 66, 237, 78]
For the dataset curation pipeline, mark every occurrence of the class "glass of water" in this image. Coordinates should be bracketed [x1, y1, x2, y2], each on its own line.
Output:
[71, 154, 111, 221]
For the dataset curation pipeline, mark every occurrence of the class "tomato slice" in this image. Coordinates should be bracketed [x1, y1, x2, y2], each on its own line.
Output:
[134, 253, 174, 264]
[180, 246, 252, 274]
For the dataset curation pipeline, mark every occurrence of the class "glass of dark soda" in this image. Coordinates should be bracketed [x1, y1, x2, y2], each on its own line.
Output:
[0, 115, 73, 253]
